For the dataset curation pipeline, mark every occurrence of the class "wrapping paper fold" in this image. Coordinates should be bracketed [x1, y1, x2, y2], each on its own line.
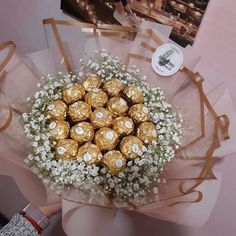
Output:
[0, 19, 235, 235]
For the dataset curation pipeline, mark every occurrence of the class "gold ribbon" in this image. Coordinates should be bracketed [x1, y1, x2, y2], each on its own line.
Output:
[165, 68, 230, 206]
[0, 42, 22, 133]
[0, 71, 13, 132]
[42, 18, 164, 74]
[0, 104, 13, 132]
[0, 41, 16, 72]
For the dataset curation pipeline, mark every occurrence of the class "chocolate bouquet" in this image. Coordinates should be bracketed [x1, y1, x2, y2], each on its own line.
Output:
[0, 18, 231, 231]
[23, 48, 182, 207]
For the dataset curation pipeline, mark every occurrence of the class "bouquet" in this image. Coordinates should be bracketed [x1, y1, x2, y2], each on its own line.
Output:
[0, 18, 232, 232]
[23, 50, 182, 207]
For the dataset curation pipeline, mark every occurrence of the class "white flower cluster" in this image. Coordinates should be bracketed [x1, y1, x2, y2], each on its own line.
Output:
[23, 50, 182, 206]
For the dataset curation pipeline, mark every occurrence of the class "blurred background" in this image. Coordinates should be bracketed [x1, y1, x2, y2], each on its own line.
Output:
[61, 0, 210, 47]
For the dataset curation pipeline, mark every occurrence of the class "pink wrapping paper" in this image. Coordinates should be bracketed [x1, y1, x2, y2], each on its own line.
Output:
[0, 20, 233, 235]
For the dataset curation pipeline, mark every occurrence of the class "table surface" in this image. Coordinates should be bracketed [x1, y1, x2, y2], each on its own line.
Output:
[0, 0, 236, 235]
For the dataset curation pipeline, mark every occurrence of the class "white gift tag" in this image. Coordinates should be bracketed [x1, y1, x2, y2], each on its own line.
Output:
[152, 43, 183, 76]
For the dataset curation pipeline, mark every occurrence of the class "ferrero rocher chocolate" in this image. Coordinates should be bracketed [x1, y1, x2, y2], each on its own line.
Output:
[46, 100, 68, 120]
[83, 74, 101, 91]
[68, 101, 92, 122]
[120, 135, 143, 159]
[62, 83, 85, 104]
[70, 122, 94, 144]
[55, 139, 78, 160]
[128, 104, 150, 123]
[123, 85, 144, 104]
[48, 120, 70, 140]
[107, 97, 128, 116]
[85, 88, 108, 108]
[94, 127, 119, 150]
[113, 117, 134, 136]
[137, 122, 158, 144]
[103, 78, 124, 97]
[77, 142, 102, 165]
[90, 108, 113, 128]
[102, 150, 126, 175]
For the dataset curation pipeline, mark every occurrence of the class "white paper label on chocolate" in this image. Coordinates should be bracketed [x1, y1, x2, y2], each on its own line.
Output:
[96, 112, 104, 119]
[152, 43, 183, 76]
[48, 104, 56, 110]
[125, 121, 132, 129]
[57, 147, 66, 155]
[120, 98, 127, 105]
[66, 83, 73, 88]
[76, 127, 84, 135]
[142, 107, 149, 113]
[132, 144, 139, 153]
[49, 122, 57, 129]
[115, 159, 123, 168]
[71, 102, 78, 108]
[83, 152, 92, 162]
[98, 154, 103, 161]
[144, 139, 149, 144]
[92, 88, 100, 93]
[152, 129, 157, 137]
[106, 131, 114, 139]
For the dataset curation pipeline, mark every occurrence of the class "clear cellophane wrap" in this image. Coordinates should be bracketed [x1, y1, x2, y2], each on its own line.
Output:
[0, 18, 233, 234]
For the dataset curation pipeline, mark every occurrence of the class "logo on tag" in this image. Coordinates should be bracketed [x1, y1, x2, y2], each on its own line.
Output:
[152, 43, 183, 76]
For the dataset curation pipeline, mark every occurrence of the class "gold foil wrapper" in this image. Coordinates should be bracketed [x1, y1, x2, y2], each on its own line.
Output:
[83, 74, 101, 91]
[48, 120, 70, 140]
[62, 83, 85, 104]
[70, 122, 94, 144]
[123, 85, 144, 104]
[128, 104, 150, 123]
[113, 117, 134, 136]
[137, 122, 158, 144]
[85, 88, 108, 108]
[120, 135, 143, 159]
[55, 139, 78, 160]
[77, 142, 102, 165]
[94, 127, 119, 150]
[102, 150, 126, 175]
[107, 97, 129, 116]
[103, 78, 124, 97]
[46, 100, 68, 120]
[68, 101, 92, 122]
[90, 107, 113, 128]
